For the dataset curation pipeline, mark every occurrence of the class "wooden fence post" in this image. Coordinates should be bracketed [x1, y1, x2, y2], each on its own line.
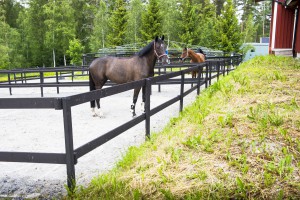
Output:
[197, 65, 202, 95]
[56, 71, 60, 94]
[209, 62, 212, 86]
[62, 97, 76, 191]
[179, 72, 184, 112]
[205, 62, 209, 88]
[8, 73, 12, 95]
[40, 71, 44, 97]
[145, 78, 151, 139]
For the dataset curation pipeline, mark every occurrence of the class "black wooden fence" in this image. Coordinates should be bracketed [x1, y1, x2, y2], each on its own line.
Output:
[0, 56, 242, 190]
[0, 55, 242, 97]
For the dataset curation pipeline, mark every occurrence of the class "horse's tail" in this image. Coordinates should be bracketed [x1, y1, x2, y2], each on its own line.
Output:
[89, 70, 96, 108]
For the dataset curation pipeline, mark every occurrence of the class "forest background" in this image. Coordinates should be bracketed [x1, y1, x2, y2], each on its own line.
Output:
[0, 0, 271, 69]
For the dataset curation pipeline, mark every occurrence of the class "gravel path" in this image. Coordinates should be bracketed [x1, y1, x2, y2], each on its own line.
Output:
[0, 78, 203, 199]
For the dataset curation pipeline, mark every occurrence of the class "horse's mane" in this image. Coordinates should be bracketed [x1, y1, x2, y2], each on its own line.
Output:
[138, 41, 154, 57]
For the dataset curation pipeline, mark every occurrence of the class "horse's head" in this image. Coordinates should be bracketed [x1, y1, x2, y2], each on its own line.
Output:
[154, 36, 168, 64]
[180, 47, 188, 62]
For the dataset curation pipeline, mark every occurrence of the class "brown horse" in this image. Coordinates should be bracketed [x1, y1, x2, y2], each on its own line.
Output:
[180, 47, 205, 78]
[89, 36, 167, 117]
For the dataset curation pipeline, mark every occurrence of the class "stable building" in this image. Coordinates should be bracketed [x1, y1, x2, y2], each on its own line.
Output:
[255, 0, 300, 57]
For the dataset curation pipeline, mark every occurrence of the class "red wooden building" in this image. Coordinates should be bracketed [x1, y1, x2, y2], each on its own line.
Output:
[255, 0, 300, 57]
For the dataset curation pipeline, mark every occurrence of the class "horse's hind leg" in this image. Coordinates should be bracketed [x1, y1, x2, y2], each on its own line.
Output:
[131, 87, 141, 117]
[141, 85, 146, 112]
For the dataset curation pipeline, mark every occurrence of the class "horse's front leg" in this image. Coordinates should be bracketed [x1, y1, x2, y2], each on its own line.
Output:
[131, 87, 141, 117]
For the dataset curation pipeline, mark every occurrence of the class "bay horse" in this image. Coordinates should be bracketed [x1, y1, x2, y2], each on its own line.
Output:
[89, 36, 167, 117]
[180, 47, 205, 78]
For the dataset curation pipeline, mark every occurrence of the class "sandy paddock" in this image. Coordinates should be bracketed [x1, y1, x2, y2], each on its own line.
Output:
[0, 78, 200, 198]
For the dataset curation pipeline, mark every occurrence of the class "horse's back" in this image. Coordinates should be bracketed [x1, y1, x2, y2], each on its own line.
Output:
[196, 53, 205, 62]
[89, 56, 142, 84]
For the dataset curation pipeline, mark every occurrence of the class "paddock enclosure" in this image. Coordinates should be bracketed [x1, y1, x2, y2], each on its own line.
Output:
[0, 55, 242, 197]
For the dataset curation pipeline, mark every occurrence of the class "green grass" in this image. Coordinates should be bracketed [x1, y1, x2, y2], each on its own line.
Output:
[65, 55, 300, 199]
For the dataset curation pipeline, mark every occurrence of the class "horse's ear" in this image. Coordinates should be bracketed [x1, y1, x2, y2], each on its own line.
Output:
[155, 36, 158, 42]
[161, 35, 164, 41]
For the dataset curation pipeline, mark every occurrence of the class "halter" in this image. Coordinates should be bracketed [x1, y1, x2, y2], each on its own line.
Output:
[154, 41, 168, 59]
[181, 48, 189, 60]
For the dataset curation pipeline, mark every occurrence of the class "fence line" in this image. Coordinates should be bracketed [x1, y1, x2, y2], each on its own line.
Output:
[0, 55, 242, 97]
[0, 57, 241, 190]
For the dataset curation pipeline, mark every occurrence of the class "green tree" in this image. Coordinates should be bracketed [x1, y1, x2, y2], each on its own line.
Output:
[214, 0, 242, 54]
[71, 0, 97, 53]
[0, 0, 25, 69]
[90, 0, 109, 51]
[25, 0, 50, 67]
[160, 0, 181, 44]
[44, 0, 75, 66]
[197, 0, 217, 47]
[106, 0, 127, 46]
[0, 19, 10, 69]
[177, 0, 201, 45]
[254, 1, 271, 42]
[124, 0, 143, 45]
[67, 38, 83, 66]
[242, 14, 257, 43]
[214, 0, 225, 16]
[0, 0, 23, 28]
[140, 0, 163, 42]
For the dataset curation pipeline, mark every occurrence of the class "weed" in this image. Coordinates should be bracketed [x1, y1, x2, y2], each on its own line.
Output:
[186, 170, 208, 181]
[160, 189, 175, 200]
[218, 113, 234, 128]
[170, 148, 182, 163]
[268, 111, 284, 127]
[236, 177, 246, 198]
[133, 189, 143, 200]
[290, 96, 299, 109]
[273, 70, 286, 81]
[263, 171, 276, 186]
[278, 154, 293, 178]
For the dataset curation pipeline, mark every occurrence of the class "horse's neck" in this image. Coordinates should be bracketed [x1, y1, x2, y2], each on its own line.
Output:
[138, 51, 157, 74]
[188, 50, 204, 62]
[188, 50, 197, 60]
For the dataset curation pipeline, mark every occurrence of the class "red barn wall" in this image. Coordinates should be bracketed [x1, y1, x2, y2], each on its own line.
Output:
[295, 9, 300, 53]
[274, 5, 294, 49]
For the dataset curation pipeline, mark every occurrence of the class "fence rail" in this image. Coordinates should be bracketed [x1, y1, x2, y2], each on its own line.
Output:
[0, 56, 242, 190]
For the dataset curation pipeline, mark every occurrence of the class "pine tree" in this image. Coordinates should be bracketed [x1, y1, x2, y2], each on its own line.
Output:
[242, 14, 257, 43]
[71, 0, 97, 53]
[106, 0, 127, 47]
[197, 0, 217, 47]
[214, 0, 225, 16]
[24, 0, 50, 66]
[254, 1, 271, 42]
[177, 0, 201, 45]
[215, 0, 242, 54]
[140, 0, 163, 42]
